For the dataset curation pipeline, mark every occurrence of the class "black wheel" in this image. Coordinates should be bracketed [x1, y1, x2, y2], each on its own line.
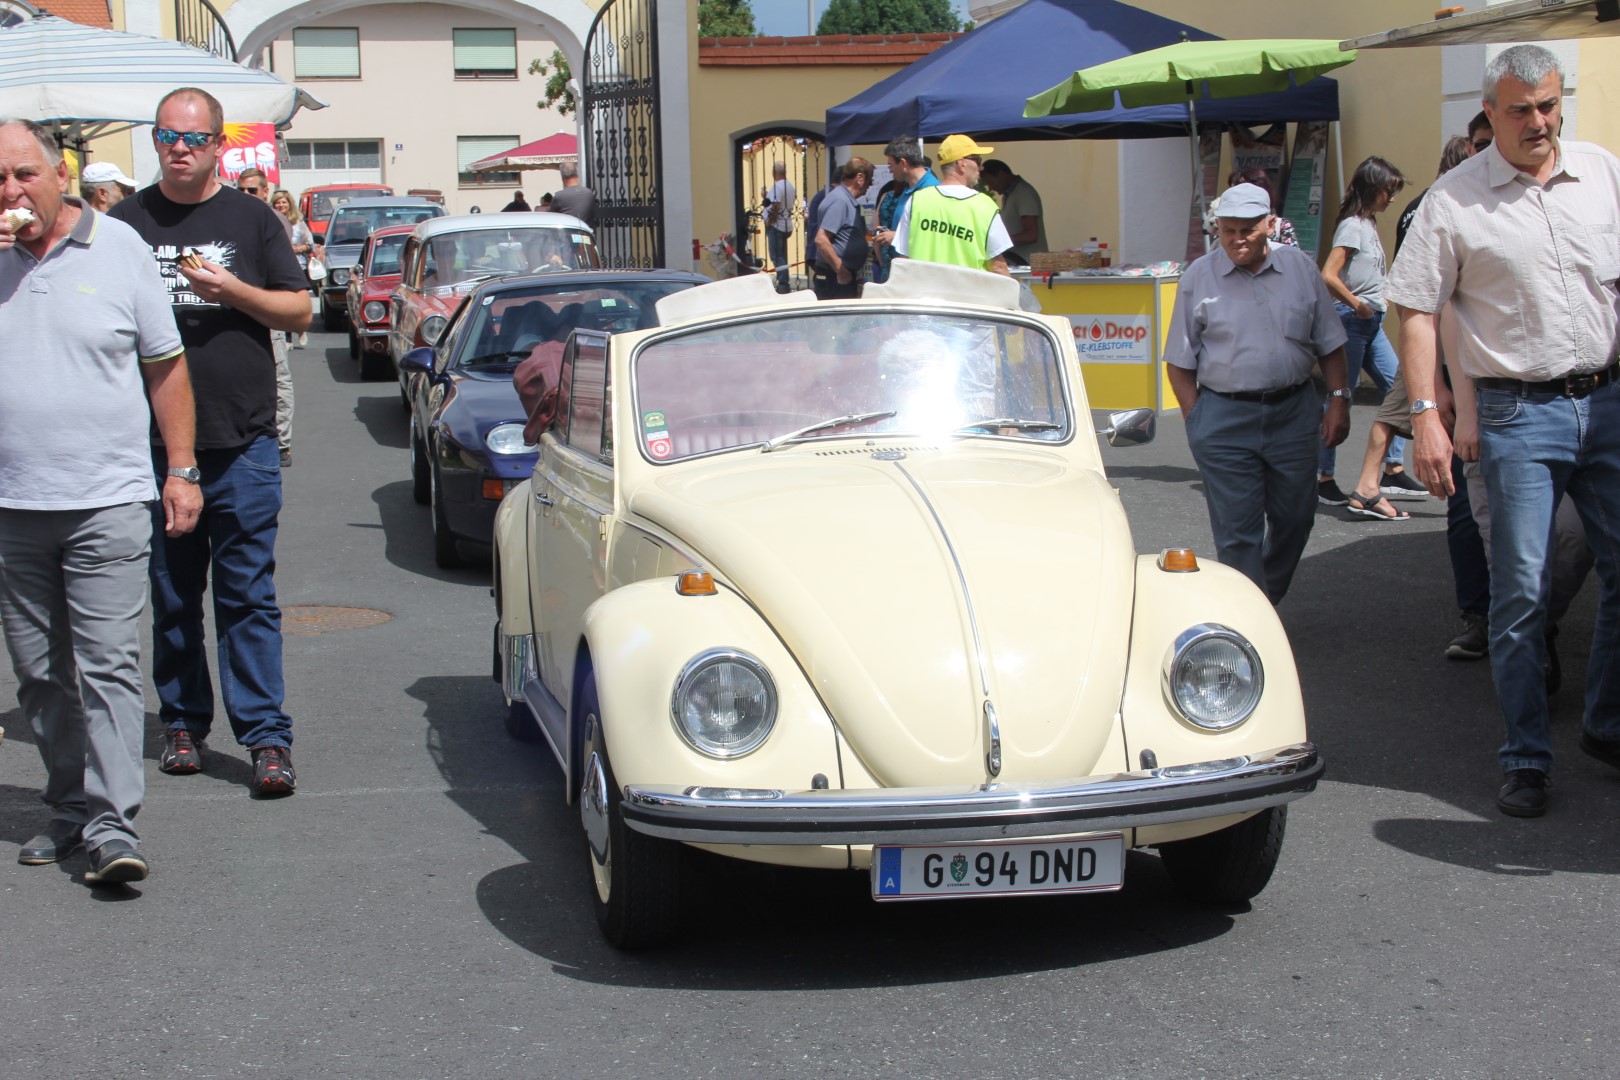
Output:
[578, 671, 683, 949]
[399, 377, 411, 413]
[429, 459, 461, 568]
[359, 348, 391, 382]
[410, 426, 430, 506]
[321, 299, 343, 332]
[348, 330, 359, 361]
[1157, 806, 1287, 906]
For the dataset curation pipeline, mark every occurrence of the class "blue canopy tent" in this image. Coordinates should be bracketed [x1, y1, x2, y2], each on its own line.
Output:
[825, 0, 1340, 145]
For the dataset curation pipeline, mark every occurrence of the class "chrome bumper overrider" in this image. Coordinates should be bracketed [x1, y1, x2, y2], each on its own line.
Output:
[621, 743, 1322, 845]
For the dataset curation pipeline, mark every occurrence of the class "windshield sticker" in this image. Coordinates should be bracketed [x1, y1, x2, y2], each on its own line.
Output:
[571, 234, 590, 244]
[601, 298, 618, 307]
[647, 430, 673, 459]
[642, 410, 666, 430]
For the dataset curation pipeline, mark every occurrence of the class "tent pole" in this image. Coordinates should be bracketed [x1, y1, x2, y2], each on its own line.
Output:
[1187, 95, 1210, 253]
[1333, 120, 1345, 216]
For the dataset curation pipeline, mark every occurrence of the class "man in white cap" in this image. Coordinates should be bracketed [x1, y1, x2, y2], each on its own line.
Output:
[1164, 182, 1353, 604]
[80, 161, 136, 212]
[893, 134, 1012, 275]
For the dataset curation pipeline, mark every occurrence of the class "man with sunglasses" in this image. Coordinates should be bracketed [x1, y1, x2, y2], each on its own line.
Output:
[109, 87, 311, 798]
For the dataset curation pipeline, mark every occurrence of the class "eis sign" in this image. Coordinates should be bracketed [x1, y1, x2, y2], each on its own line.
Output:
[215, 122, 280, 185]
[1063, 314, 1152, 364]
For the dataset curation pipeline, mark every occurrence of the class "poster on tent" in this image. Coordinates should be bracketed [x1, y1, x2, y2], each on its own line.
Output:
[215, 123, 280, 186]
[1282, 121, 1330, 258]
[1184, 127, 1222, 263]
[1229, 124, 1288, 203]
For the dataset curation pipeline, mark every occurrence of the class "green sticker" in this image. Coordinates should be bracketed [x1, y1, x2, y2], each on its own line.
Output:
[601, 298, 617, 307]
[643, 410, 666, 430]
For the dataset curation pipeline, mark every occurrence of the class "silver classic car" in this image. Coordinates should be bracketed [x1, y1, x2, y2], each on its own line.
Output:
[492, 261, 1322, 948]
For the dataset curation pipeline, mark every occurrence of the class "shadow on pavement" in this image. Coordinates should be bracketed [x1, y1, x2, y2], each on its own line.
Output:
[370, 479, 489, 584]
[354, 394, 410, 450]
[410, 672, 1239, 989]
[322, 343, 361, 385]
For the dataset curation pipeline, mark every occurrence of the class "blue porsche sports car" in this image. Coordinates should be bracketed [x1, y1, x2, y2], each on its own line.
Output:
[398, 269, 708, 567]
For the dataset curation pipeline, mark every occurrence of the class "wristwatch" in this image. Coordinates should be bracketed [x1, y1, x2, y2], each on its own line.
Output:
[1326, 387, 1353, 400]
[167, 466, 202, 484]
[1410, 399, 1440, 417]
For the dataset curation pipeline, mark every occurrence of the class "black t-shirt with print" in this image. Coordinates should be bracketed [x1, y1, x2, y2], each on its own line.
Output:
[110, 185, 305, 449]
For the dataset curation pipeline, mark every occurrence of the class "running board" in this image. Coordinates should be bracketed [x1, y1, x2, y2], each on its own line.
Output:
[522, 677, 572, 797]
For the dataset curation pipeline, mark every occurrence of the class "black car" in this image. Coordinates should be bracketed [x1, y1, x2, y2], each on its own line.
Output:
[397, 269, 708, 568]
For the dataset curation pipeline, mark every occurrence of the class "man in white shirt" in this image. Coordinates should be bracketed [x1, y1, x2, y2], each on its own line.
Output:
[1389, 44, 1620, 817]
[764, 161, 796, 294]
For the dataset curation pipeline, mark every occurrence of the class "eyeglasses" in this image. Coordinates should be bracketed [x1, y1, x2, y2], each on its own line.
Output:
[1472, 139, 1493, 152]
[154, 128, 216, 148]
[240, 185, 262, 194]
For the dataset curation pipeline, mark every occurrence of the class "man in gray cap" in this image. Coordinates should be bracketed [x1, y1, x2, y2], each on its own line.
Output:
[1164, 182, 1353, 603]
[79, 161, 136, 212]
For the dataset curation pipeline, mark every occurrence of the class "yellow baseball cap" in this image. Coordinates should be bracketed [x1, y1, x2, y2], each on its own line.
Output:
[936, 134, 995, 165]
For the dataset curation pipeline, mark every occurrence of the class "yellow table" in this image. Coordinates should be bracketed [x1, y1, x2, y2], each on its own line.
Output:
[1023, 273, 1181, 412]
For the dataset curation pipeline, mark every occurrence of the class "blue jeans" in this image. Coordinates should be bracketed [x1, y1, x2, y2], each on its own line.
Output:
[150, 437, 292, 748]
[1477, 381, 1620, 774]
[1319, 303, 1402, 478]
[1185, 385, 1320, 604]
[767, 228, 791, 291]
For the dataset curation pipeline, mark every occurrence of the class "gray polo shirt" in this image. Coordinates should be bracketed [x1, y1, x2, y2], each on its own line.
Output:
[1164, 241, 1347, 393]
[0, 199, 183, 510]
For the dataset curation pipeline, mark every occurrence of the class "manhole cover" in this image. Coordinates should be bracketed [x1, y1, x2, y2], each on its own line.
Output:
[282, 605, 393, 636]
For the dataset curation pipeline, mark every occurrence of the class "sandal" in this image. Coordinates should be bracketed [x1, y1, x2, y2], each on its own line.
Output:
[1346, 489, 1410, 521]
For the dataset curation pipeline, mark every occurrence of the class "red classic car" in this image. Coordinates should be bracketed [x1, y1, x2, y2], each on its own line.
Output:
[300, 182, 393, 241]
[388, 212, 601, 406]
[345, 222, 420, 381]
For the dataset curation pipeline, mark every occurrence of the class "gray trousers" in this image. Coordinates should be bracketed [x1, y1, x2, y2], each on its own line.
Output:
[1185, 386, 1321, 604]
[274, 331, 294, 453]
[0, 503, 152, 849]
[1463, 460, 1594, 624]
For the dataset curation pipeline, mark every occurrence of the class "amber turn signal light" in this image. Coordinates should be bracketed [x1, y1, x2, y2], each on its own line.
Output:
[676, 569, 717, 596]
[481, 479, 506, 501]
[1158, 548, 1199, 573]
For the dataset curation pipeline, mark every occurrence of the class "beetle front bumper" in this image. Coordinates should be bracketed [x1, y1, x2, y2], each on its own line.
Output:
[621, 742, 1322, 845]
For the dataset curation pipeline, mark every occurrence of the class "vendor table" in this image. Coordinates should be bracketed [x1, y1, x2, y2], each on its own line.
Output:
[1020, 272, 1181, 413]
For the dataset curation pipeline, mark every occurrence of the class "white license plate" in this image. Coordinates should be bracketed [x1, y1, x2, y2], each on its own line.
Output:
[871, 834, 1126, 901]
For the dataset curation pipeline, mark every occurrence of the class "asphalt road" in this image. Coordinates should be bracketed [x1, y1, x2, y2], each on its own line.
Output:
[3, 329, 1618, 1080]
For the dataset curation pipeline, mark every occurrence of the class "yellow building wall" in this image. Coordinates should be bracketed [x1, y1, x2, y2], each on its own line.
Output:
[1577, 36, 1620, 154]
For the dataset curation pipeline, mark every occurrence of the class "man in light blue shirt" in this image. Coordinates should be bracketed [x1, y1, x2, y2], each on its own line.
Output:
[1164, 183, 1351, 604]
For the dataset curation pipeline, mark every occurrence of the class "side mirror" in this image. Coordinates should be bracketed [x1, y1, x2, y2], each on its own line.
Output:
[1097, 408, 1155, 447]
[398, 347, 435, 376]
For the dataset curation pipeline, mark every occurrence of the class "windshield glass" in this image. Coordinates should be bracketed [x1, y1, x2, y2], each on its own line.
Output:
[423, 227, 601, 289]
[456, 279, 697, 372]
[632, 311, 1070, 462]
[328, 206, 439, 245]
[311, 188, 391, 221]
[366, 234, 409, 276]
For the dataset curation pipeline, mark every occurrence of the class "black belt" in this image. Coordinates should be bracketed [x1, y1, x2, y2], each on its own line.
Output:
[1203, 381, 1310, 405]
[1475, 363, 1619, 399]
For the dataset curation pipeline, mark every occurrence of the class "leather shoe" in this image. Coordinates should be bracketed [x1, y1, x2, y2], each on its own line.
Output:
[84, 839, 148, 885]
[18, 821, 84, 865]
[1580, 731, 1620, 772]
[1497, 768, 1550, 818]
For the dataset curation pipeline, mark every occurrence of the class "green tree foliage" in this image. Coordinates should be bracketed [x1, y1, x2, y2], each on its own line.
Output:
[528, 49, 575, 116]
[817, 0, 961, 35]
[700, 0, 758, 37]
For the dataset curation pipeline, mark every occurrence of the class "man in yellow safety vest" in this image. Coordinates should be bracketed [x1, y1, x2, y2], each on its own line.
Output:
[893, 134, 1012, 276]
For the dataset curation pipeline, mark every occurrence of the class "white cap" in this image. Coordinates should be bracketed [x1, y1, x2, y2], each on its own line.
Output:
[82, 161, 137, 189]
[1215, 183, 1272, 220]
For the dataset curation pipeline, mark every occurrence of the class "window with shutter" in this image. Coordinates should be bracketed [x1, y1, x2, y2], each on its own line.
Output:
[452, 28, 517, 78]
[458, 136, 520, 187]
[293, 28, 360, 79]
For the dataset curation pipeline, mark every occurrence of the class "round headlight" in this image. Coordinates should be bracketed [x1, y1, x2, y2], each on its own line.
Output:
[671, 649, 777, 758]
[331, 267, 350, 286]
[1161, 623, 1264, 731]
[363, 300, 387, 324]
[484, 422, 532, 455]
[421, 314, 447, 345]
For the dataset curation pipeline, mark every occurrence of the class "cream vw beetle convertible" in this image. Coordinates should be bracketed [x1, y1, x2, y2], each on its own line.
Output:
[492, 261, 1322, 948]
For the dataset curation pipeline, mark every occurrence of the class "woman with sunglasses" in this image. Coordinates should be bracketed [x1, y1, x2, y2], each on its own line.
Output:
[272, 190, 314, 346]
[1315, 155, 1416, 518]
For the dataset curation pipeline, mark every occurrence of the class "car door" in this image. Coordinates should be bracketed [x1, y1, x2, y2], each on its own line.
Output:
[529, 330, 613, 708]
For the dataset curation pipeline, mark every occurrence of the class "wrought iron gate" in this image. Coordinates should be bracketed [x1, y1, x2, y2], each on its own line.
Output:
[734, 131, 827, 288]
[582, 0, 663, 269]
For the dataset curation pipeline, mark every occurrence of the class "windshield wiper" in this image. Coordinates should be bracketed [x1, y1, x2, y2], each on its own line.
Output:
[761, 411, 896, 452]
[459, 350, 528, 367]
[953, 418, 1063, 435]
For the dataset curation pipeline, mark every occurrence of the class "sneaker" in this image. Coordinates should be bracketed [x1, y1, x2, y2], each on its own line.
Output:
[250, 745, 296, 797]
[1380, 469, 1429, 498]
[1496, 768, 1549, 818]
[84, 840, 149, 884]
[18, 820, 84, 865]
[1446, 613, 1489, 660]
[1316, 478, 1349, 506]
[279, 448, 292, 468]
[158, 728, 205, 774]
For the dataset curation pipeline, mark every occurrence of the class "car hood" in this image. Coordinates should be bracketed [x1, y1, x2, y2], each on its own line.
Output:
[325, 244, 364, 271]
[627, 444, 1137, 787]
[441, 369, 525, 445]
[360, 273, 402, 302]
